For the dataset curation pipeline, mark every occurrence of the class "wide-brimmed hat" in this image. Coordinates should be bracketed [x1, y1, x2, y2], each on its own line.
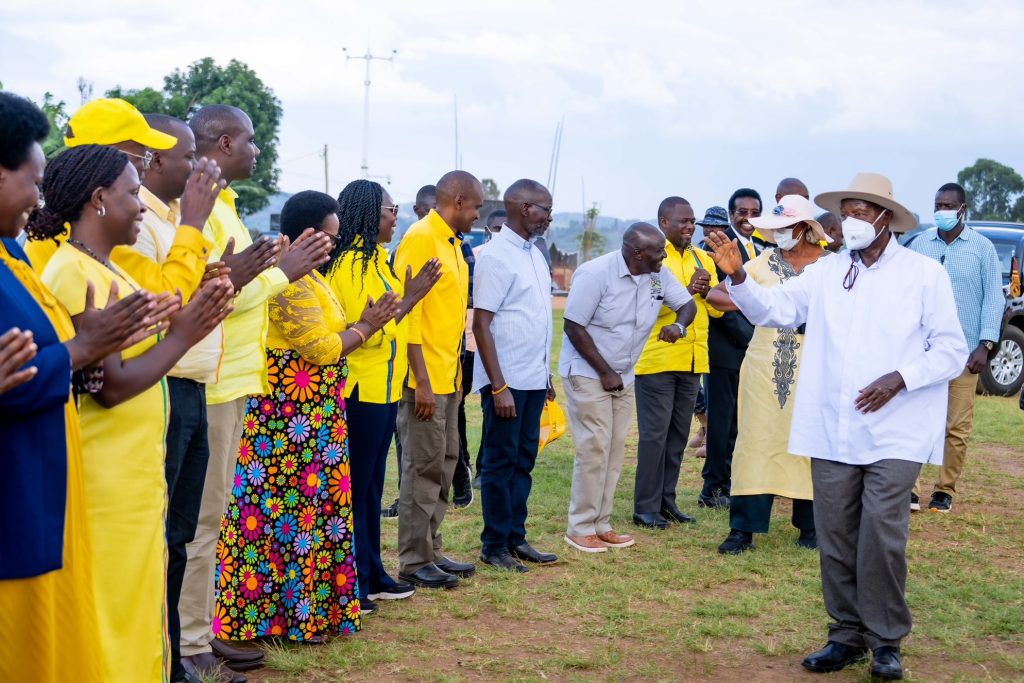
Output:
[751, 194, 831, 244]
[814, 173, 917, 233]
[696, 206, 729, 227]
[64, 98, 177, 150]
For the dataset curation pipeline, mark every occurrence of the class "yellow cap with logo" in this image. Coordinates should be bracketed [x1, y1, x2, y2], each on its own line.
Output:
[64, 98, 177, 150]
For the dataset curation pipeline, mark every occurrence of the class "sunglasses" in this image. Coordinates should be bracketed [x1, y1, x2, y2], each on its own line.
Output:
[122, 149, 154, 171]
[381, 204, 399, 216]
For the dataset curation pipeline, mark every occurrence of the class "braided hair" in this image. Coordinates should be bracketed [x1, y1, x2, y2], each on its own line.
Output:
[325, 179, 386, 288]
[24, 145, 129, 242]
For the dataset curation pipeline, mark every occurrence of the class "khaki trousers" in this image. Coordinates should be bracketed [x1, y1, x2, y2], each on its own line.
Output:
[179, 396, 247, 656]
[396, 389, 460, 574]
[915, 368, 977, 498]
[564, 375, 636, 537]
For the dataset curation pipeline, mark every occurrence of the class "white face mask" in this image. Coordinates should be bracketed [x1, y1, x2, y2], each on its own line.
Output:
[773, 227, 801, 251]
[842, 211, 886, 251]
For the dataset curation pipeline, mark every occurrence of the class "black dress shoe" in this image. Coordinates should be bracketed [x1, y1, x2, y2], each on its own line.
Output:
[480, 550, 529, 573]
[632, 512, 670, 529]
[661, 503, 697, 524]
[717, 529, 754, 554]
[801, 641, 868, 673]
[510, 542, 558, 564]
[211, 638, 265, 666]
[398, 563, 459, 589]
[796, 529, 818, 550]
[181, 653, 248, 683]
[435, 556, 476, 578]
[871, 646, 903, 680]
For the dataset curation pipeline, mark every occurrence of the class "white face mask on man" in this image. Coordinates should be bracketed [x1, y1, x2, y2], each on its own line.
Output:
[842, 210, 887, 251]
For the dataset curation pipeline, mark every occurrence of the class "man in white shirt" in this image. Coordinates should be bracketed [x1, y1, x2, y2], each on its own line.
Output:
[472, 180, 556, 572]
[133, 114, 259, 683]
[560, 224, 696, 553]
[706, 173, 968, 682]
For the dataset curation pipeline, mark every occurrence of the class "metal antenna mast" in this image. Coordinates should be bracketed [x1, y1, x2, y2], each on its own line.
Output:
[343, 47, 397, 179]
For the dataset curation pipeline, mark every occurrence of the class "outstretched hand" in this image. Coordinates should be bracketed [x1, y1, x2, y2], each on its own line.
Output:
[704, 232, 744, 276]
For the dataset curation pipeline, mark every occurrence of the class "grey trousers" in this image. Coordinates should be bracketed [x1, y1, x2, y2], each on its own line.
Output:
[397, 388, 460, 573]
[565, 375, 636, 537]
[633, 371, 701, 514]
[811, 457, 922, 650]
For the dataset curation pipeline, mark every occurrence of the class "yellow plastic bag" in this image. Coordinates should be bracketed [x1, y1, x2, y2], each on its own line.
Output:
[538, 399, 567, 453]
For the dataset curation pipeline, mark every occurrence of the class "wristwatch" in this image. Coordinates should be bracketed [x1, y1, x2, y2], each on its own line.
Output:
[982, 340, 996, 351]
[672, 322, 687, 337]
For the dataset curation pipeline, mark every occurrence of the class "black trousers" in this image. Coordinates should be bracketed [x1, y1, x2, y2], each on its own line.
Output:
[633, 372, 701, 514]
[730, 494, 814, 534]
[702, 365, 740, 499]
[457, 351, 475, 475]
[164, 377, 210, 682]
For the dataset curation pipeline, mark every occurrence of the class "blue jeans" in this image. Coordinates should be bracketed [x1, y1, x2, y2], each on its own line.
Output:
[347, 386, 398, 597]
[164, 377, 210, 681]
[479, 387, 547, 555]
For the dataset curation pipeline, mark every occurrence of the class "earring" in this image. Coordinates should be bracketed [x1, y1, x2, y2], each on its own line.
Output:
[98, 205, 106, 218]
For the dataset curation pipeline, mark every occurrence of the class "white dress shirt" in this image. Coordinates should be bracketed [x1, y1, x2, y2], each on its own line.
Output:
[559, 250, 691, 386]
[727, 237, 968, 466]
[472, 225, 553, 392]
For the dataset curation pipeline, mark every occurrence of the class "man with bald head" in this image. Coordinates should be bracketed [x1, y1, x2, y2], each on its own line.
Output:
[179, 104, 332, 681]
[394, 170, 483, 588]
[472, 179, 557, 571]
[776, 177, 810, 202]
[818, 211, 845, 253]
[561, 223, 697, 552]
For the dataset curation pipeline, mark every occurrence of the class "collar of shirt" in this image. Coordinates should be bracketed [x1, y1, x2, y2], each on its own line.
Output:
[616, 250, 643, 282]
[734, 231, 752, 247]
[496, 224, 534, 251]
[139, 186, 180, 226]
[219, 186, 239, 210]
[928, 226, 971, 243]
[863, 233, 901, 270]
[426, 208, 462, 244]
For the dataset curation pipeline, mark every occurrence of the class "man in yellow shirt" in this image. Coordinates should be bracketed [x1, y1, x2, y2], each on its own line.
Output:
[393, 170, 483, 589]
[633, 197, 722, 529]
[178, 104, 331, 682]
[24, 98, 213, 298]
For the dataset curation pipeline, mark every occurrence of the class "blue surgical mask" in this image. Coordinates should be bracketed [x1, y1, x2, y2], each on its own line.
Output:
[934, 206, 963, 232]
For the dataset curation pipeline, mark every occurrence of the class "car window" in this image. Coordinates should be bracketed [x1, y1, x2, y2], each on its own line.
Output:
[986, 237, 1019, 285]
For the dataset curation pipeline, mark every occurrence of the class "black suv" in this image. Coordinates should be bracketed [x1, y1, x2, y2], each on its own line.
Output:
[902, 222, 1024, 396]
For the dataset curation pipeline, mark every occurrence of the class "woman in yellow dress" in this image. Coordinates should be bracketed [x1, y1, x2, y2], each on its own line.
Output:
[25, 144, 232, 682]
[706, 195, 832, 555]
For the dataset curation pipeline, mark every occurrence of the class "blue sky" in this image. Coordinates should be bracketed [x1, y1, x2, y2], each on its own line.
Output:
[2, 0, 1023, 220]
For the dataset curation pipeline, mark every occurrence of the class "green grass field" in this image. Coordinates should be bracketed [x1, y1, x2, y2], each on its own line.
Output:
[246, 311, 1024, 683]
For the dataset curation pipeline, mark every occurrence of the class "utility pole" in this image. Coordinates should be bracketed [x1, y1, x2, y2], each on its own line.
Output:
[343, 47, 397, 179]
[321, 144, 329, 194]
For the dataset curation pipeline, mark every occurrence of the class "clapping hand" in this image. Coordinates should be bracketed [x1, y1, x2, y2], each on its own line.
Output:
[277, 229, 333, 283]
[358, 291, 401, 332]
[222, 236, 280, 291]
[403, 259, 442, 306]
[688, 268, 712, 296]
[168, 279, 235, 345]
[0, 328, 38, 393]
[179, 158, 227, 229]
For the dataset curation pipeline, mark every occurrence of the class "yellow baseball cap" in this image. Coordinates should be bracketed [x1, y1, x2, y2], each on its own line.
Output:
[63, 98, 177, 150]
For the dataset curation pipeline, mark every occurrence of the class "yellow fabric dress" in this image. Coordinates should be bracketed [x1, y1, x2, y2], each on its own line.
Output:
[0, 243, 103, 683]
[732, 248, 827, 500]
[42, 242, 170, 683]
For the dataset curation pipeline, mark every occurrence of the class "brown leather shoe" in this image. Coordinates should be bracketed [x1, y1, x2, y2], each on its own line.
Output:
[181, 653, 247, 683]
[563, 534, 608, 553]
[211, 638, 265, 671]
[597, 530, 636, 548]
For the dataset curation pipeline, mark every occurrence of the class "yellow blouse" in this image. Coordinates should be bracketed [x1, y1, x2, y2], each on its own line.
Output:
[266, 271, 348, 366]
[326, 244, 408, 404]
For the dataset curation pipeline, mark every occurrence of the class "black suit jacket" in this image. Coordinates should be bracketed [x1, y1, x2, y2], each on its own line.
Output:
[703, 227, 761, 371]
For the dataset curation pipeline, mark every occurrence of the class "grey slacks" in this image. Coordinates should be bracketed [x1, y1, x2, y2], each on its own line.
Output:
[397, 388, 460, 573]
[633, 371, 701, 514]
[811, 457, 922, 650]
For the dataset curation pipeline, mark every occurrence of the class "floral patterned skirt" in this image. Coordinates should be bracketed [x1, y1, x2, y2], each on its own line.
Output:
[214, 348, 361, 641]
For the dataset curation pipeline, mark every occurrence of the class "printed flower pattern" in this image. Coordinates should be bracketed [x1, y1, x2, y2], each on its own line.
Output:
[215, 348, 360, 641]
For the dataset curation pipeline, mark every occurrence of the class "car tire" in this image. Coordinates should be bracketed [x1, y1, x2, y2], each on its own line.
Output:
[980, 325, 1024, 396]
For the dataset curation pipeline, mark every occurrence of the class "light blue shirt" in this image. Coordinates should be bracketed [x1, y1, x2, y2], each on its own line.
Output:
[472, 225, 553, 392]
[910, 226, 1004, 350]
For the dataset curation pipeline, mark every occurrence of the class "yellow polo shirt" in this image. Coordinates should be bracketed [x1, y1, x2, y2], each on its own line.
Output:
[393, 210, 468, 394]
[327, 243, 409, 404]
[635, 242, 722, 375]
[203, 188, 290, 405]
[24, 219, 211, 299]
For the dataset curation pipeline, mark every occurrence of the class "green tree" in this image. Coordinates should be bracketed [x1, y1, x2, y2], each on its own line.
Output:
[957, 159, 1024, 221]
[37, 93, 70, 159]
[481, 178, 501, 200]
[577, 203, 605, 262]
[107, 58, 283, 216]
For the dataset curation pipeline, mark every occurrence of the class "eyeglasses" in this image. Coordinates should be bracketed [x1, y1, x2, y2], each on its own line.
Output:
[526, 202, 553, 215]
[381, 204, 399, 216]
[731, 208, 761, 218]
[843, 253, 860, 291]
[122, 149, 154, 171]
